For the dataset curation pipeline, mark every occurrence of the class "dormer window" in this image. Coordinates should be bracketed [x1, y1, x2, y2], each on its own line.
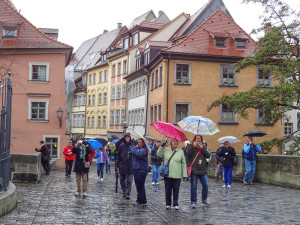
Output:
[133, 33, 139, 46]
[136, 57, 141, 70]
[235, 40, 246, 49]
[144, 43, 150, 65]
[208, 31, 227, 48]
[3, 28, 17, 39]
[215, 38, 226, 48]
[123, 38, 129, 50]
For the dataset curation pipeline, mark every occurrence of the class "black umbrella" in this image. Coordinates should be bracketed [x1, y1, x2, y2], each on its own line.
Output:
[93, 138, 108, 146]
[243, 130, 267, 137]
[115, 172, 119, 193]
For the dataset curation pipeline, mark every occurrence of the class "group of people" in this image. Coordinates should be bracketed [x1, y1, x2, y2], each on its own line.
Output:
[35, 133, 261, 209]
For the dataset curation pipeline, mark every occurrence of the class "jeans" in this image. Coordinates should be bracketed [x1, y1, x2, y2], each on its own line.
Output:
[164, 177, 181, 207]
[120, 173, 134, 195]
[243, 159, 256, 182]
[223, 166, 233, 185]
[134, 173, 147, 204]
[65, 159, 73, 176]
[151, 165, 160, 183]
[76, 173, 87, 193]
[106, 162, 111, 173]
[97, 163, 105, 178]
[41, 158, 50, 174]
[191, 174, 208, 203]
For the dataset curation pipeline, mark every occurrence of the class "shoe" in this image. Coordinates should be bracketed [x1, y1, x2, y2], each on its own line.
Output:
[83, 192, 87, 197]
[65, 174, 68, 177]
[202, 200, 211, 206]
[227, 185, 231, 189]
[96, 176, 99, 180]
[133, 201, 140, 206]
[140, 202, 147, 206]
[249, 182, 254, 185]
[155, 182, 159, 185]
[222, 184, 226, 188]
[122, 192, 126, 198]
[75, 192, 80, 196]
[243, 180, 250, 185]
[152, 182, 155, 185]
[166, 205, 171, 210]
[174, 206, 179, 210]
[100, 178, 103, 182]
[191, 203, 196, 209]
[125, 194, 130, 200]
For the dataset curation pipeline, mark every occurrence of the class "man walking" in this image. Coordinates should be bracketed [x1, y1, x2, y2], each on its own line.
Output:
[243, 136, 261, 185]
[35, 140, 50, 175]
[63, 140, 75, 177]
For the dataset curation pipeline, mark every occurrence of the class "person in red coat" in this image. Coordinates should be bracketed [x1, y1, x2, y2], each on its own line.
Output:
[63, 140, 75, 177]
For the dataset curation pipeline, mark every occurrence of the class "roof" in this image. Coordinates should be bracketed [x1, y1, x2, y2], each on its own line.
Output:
[163, 10, 255, 58]
[128, 10, 156, 29]
[0, 0, 72, 50]
[146, 41, 173, 48]
[122, 21, 164, 37]
[175, 0, 232, 39]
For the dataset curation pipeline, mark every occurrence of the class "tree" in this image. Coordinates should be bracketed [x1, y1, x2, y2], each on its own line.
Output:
[207, 0, 300, 154]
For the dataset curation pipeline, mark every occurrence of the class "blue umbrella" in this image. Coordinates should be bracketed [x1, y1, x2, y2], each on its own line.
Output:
[110, 139, 120, 145]
[87, 139, 102, 149]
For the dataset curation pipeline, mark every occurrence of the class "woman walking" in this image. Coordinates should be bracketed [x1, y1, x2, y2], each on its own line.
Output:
[130, 138, 148, 206]
[156, 139, 187, 210]
[150, 140, 162, 185]
[95, 147, 110, 181]
[216, 141, 236, 189]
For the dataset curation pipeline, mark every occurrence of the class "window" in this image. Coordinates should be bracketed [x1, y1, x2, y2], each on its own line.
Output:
[45, 137, 58, 158]
[111, 88, 115, 100]
[133, 84, 136, 98]
[136, 57, 141, 70]
[298, 113, 300, 130]
[87, 117, 90, 128]
[116, 110, 120, 125]
[73, 114, 84, 128]
[81, 115, 85, 127]
[91, 116, 95, 128]
[74, 95, 78, 107]
[155, 69, 158, 88]
[103, 116, 106, 128]
[221, 65, 236, 86]
[123, 38, 129, 50]
[82, 95, 86, 106]
[124, 61, 127, 74]
[133, 33, 138, 46]
[175, 103, 189, 123]
[3, 28, 17, 38]
[93, 73, 96, 84]
[159, 66, 163, 86]
[99, 71, 103, 83]
[256, 109, 272, 125]
[137, 109, 141, 124]
[215, 38, 225, 48]
[98, 94, 102, 105]
[28, 99, 49, 121]
[113, 65, 116, 77]
[135, 110, 138, 124]
[154, 105, 157, 122]
[175, 63, 190, 84]
[141, 109, 144, 124]
[92, 95, 95, 106]
[235, 40, 246, 49]
[73, 115, 77, 127]
[145, 51, 150, 65]
[122, 110, 126, 123]
[284, 123, 293, 135]
[118, 63, 121, 75]
[29, 62, 49, 81]
[98, 116, 101, 128]
[89, 74, 92, 85]
[158, 104, 161, 121]
[104, 70, 108, 81]
[110, 111, 115, 125]
[150, 106, 153, 124]
[116, 86, 121, 99]
[151, 72, 154, 90]
[122, 85, 126, 98]
[103, 93, 107, 104]
[220, 104, 237, 123]
[88, 95, 91, 106]
[257, 68, 272, 88]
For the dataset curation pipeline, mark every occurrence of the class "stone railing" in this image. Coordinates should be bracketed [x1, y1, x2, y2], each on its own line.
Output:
[208, 153, 300, 189]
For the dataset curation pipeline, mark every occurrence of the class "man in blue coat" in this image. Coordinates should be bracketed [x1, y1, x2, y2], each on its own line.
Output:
[243, 136, 261, 185]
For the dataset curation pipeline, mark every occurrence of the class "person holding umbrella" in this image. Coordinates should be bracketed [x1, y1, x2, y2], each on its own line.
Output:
[243, 136, 261, 185]
[216, 141, 236, 188]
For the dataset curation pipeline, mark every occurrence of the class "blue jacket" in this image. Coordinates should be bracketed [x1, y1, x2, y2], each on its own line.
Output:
[130, 145, 148, 174]
[95, 149, 110, 164]
[243, 143, 261, 161]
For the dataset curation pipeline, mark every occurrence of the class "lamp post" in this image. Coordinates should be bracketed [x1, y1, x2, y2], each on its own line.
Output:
[56, 107, 63, 128]
[122, 121, 128, 134]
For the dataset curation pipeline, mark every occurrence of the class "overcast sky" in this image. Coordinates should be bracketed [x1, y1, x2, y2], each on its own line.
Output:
[12, 0, 299, 51]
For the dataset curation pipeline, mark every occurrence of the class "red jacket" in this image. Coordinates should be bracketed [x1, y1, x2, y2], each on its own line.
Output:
[88, 149, 96, 163]
[63, 146, 75, 160]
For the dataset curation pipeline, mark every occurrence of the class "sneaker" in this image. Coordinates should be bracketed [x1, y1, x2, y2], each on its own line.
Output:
[155, 182, 159, 185]
[191, 203, 196, 209]
[140, 202, 147, 206]
[100, 178, 103, 182]
[222, 184, 226, 188]
[96, 176, 99, 180]
[249, 182, 254, 185]
[202, 200, 211, 206]
[166, 205, 171, 210]
[243, 180, 249, 185]
[227, 185, 231, 189]
[152, 182, 155, 185]
[83, 192, 87, 197]
[125, 194, 130, 200]
[174, 206, 179, 210]
[133, 201, 140, 206]
[75, 192, 80, 196]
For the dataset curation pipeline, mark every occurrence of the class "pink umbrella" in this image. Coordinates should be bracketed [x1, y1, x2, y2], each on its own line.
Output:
[152, 121, 188, 142]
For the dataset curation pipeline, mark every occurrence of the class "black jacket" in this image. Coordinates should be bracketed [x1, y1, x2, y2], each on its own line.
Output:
[116, 139, 133, 174]
[185, 144, 211, 175]
[217, 146, 236, 167]
[150, 146, 162, 166]
[72, 145, 91, 174]
[216, 146, 223, 164]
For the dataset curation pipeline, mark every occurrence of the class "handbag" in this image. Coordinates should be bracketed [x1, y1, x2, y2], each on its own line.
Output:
[84, 160, 91, 168]
[159, 150, 177, 177]
[187, 149, 201, 177]
[232, 156, 238, 166]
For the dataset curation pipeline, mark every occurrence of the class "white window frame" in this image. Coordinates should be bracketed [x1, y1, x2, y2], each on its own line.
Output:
[175, 63, 191, 85]
[124, 61, 128, 74]
[103, 116, 106, 128]
[220, 64, 237, 87]
[43, 135, 60, 159]
[284, 122, 293, 135]
[133, 32, 139, 46]
[99, 71, 103, 83]
[103, 93, 107, 105]
[3, 28, 17, 38]
[256, 67, 273, 88]
[104, 70, 108, 82]
[98, 93, 102, 105]
[29, 62, 50, 82]
[28, 99, 49, 121]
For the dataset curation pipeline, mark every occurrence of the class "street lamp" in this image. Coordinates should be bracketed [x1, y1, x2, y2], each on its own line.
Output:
[56, 107, 63, 128]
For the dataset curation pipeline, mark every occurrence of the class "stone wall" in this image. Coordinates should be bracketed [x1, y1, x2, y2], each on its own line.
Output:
[208, 153, 300, 189]
[0, 182, 17, 216]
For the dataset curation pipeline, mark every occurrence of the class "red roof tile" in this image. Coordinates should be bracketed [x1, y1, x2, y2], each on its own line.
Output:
[0, 0, 72, 49]
[164, 10, 255, 58]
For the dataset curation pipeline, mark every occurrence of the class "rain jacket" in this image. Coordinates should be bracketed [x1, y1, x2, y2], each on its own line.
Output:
[72, 145, 91, 174]
[130, 145, 148, 174]
[95, 149, 110, 164]
[116, 138, 133, 174]
[217, 146, 236, 167]
[150, 146, 162, 166]
[63, 145, 75, 161]
[243, 143, 261, 161]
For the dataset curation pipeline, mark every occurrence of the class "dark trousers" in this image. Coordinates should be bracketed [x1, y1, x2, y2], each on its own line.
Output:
[41, 158, 50, 174]
[120, 173, 133, 195]
[65, 159, 73, 176]
[164, 177, 181, 207]
[134, 173, 147, 204]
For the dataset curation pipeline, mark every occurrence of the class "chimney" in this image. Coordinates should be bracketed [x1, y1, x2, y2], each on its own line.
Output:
[103, 30, 108, 34]
[39, 28, 59, 40]
[117, 22, 122, 30]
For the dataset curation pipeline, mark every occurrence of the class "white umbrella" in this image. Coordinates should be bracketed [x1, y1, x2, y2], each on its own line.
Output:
[217, 136, 240, 143]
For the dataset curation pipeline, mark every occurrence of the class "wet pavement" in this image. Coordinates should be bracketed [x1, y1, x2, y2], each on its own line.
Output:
[1, 162, 300, 225]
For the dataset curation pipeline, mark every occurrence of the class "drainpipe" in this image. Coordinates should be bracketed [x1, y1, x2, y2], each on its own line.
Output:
[145, 71, 150, 136]
[166, 54, 170, 123]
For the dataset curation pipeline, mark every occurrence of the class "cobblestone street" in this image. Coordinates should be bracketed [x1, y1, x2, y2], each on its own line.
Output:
[1, 163, 300, 225]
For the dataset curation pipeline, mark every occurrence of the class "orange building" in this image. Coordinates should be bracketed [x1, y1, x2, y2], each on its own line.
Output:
[0, 0, 72, 167]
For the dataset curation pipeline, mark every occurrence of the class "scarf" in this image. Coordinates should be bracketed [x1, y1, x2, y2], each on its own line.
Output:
[79, 145, 86, 160]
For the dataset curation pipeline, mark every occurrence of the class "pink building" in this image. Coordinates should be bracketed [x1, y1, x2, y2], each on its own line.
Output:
[0, 0, 73, 167]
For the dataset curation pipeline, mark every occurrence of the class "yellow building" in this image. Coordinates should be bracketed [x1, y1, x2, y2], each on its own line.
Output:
[147, 10, 283, 153]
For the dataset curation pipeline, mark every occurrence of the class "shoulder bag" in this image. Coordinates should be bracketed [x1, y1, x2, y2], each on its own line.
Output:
[159, 150, 177, 177]
[84, 160, 91, 168]
[187, 149, 201, 177]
